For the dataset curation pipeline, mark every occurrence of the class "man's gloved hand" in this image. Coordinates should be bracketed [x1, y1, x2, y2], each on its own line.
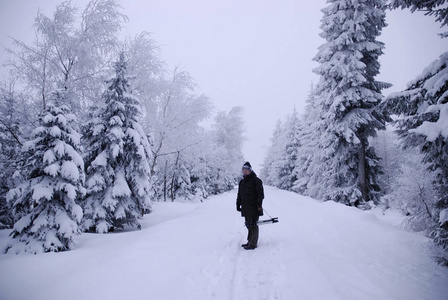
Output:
[237, 205, 241, 212]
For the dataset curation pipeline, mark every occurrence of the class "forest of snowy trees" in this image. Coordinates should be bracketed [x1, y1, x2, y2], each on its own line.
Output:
[262, 0, 448, 263]
[0, 0, 244, 253]
[0, 0, 447, 263]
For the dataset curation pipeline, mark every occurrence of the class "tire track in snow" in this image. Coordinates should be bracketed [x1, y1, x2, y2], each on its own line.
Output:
[255, 238, 284, 300]
[229, 224, 284, 300]
[228, 241, 242, 300]
[182, 216, 242, 299]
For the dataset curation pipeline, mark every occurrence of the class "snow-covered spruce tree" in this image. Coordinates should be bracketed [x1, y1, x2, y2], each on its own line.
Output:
[5, 90, 84, 254]
[383, 52, 448, 252]
[281, 110, 301, 191]
[309, 0, 387, 206]
[171, 157, 193, 201]
[267, 110, 300, 191]
[291, 87, 321, 195]
[82, 53, 153, 233]
[261, 120, 284, 185]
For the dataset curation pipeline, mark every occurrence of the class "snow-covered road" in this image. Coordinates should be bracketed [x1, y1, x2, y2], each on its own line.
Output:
[1, 186, 447, 300]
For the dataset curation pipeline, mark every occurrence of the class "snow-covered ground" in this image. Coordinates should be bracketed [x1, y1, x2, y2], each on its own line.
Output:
[0, 186, 447, 300]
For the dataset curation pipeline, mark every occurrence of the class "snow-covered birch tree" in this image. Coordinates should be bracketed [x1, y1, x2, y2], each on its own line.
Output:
[206, 107, 245, 194]
[149, 69, 212, 201]
[5, 0, 126, 113]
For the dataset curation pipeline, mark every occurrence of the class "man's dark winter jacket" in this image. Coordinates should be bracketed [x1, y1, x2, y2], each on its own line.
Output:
[236, 172, 264, 218]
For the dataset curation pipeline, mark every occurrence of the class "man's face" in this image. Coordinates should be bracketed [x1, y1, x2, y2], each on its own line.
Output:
[242, 169, 251, 176]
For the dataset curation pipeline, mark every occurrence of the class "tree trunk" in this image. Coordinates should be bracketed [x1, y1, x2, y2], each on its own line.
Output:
[171, 151, 180, 202]
[163, 174, 167, 202]
[163, 161, 167, 202]
[151, 154, 158, 177]
[170, 176, 175, 202]
[358, 138, 368, 204]
[418, 185, 434, 220]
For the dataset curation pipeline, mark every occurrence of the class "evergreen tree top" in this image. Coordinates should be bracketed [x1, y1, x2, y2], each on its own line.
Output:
[313, 0, 387, 123]
[102, 52, 143, 123]
[314, 0, 386, 86]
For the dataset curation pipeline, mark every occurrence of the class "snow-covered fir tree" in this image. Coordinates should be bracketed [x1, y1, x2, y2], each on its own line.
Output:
[5, 90, 84, 254]
[82, 53, 153, 233]
[308, 0, 387, 206]
[383, 51, 448, 252]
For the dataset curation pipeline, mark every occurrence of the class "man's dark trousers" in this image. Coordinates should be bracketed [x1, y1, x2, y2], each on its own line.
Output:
[245, 215, 259, 247]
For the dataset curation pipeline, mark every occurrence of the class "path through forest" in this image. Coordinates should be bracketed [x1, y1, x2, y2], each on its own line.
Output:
[0, 186, 447, 300]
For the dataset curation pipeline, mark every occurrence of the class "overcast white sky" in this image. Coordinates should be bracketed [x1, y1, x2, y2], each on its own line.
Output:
[1, 0, 447, 172]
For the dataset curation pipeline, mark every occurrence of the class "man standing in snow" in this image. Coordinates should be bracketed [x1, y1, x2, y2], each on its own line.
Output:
[236, 162, 264, 250]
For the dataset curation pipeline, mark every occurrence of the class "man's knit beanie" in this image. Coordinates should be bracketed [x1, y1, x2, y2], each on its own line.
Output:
[242, 161, 252, 171]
